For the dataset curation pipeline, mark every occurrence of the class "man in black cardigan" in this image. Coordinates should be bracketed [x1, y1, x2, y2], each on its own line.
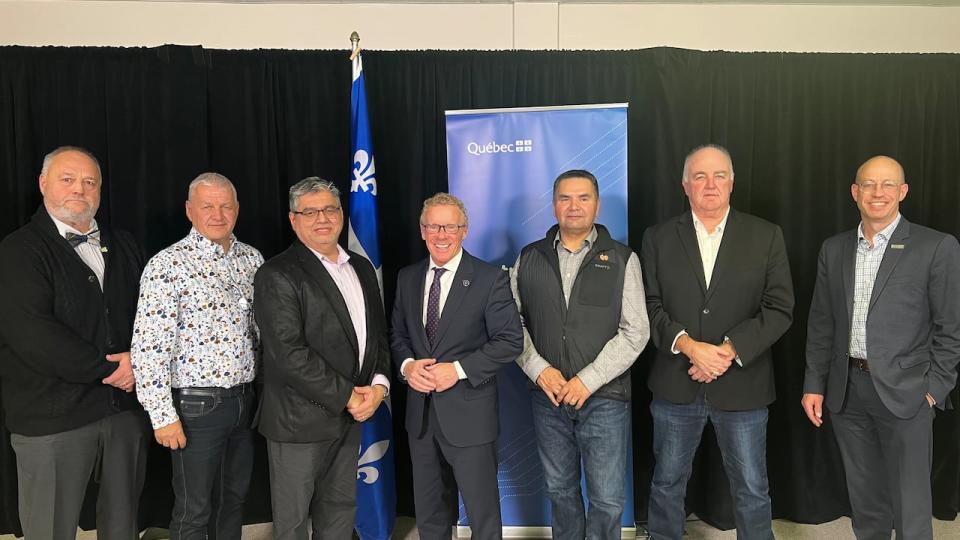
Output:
[0, 146, 150, 540]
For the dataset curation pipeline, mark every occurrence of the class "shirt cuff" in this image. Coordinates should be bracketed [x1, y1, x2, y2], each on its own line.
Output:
[520, 356, 552, 384]
[147, 399, 179, 430]
[576, 365, 602, 394]
[399, 358, 415, 380]
[671, 330, 688, 354]
[724, 336, 743, 367]
[453, 361, 467, 380]
[371, 374, 391, 394]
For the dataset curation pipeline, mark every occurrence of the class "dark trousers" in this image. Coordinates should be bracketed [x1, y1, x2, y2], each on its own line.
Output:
[10, 410, 150, 540]
[267, 424, 362, 540]
[832, 368, 934, 540]
[408, 398, 502, 540]
[169, 386, 255, 540]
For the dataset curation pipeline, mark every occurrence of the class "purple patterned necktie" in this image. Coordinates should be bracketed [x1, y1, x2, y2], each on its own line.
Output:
[425, 267, 447, 346]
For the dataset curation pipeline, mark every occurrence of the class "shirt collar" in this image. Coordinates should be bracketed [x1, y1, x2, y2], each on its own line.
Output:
[858, 213, 902, 245]
[308, 243, 351, 266]
[189, 227, 236, 257]
[692, 207, 730, 235]
[51, 214, 99, 238]
[430, 248, 463, 274]
[553, 226, 598, 253]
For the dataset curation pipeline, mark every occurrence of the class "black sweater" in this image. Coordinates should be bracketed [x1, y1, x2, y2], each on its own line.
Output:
[0, 206, 144, 436]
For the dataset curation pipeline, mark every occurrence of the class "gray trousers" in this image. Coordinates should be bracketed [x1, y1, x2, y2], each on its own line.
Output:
[266, 424, 362, 540]
[832, 368, 934, 540]
[9, 410, 150, 540]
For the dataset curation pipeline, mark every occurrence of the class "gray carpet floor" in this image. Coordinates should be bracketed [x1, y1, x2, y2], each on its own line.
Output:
[7, 515, 960, 538]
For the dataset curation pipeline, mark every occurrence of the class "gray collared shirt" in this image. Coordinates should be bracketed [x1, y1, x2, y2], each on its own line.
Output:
[849, 214, 902, 359]
[510, 226, 650, 393]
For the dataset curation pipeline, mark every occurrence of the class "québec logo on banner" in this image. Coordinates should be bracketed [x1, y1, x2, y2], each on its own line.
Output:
[466, 139, 534, 156]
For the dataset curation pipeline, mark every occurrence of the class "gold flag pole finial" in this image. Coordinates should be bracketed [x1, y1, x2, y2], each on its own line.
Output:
[350, 31, 361, 60]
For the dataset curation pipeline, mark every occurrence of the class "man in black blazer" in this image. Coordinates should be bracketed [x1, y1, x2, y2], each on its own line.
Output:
[391, 192, 523, 540]
[803, 156, 960, 540]
[254, 177, 391, 540]
[0, 146, 150, 539]
[641, 145, 794, 540]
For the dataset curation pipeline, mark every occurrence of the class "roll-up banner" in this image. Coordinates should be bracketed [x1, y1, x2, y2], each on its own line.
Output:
[445, 103, 633, 538]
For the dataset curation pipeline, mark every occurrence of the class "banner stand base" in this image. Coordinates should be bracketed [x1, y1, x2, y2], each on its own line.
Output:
[455, 525, 638, 538]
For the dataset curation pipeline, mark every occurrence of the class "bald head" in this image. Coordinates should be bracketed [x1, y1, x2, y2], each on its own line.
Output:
[851, 155, 908, 234]
[856, 155, 905, 185]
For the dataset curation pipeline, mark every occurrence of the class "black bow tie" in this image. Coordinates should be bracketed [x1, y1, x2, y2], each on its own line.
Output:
[65, 229, 100, 248]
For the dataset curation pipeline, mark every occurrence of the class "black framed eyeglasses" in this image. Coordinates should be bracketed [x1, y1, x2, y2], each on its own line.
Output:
[292, 206, 341, 219]
[421, 223, 466, 234]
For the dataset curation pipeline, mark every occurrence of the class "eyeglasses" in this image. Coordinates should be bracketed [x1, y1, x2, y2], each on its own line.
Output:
[421, 223, 466, 234]
[292, 206, 341, 219]
[856, 181, 902, 193]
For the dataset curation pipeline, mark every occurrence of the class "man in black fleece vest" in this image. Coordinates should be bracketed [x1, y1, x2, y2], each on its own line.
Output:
[511, 169, 649, 540]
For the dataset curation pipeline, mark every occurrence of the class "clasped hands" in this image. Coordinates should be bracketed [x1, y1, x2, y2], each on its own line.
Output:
[102, 351, 135, 392]
[403, 358, 460, 394]
[678, 335, 735, 384]
[347, 384, 387, 423]
[536, 367, 592, 410]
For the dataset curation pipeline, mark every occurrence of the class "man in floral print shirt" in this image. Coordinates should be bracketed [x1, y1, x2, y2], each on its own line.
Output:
[131, 172, 263, 540]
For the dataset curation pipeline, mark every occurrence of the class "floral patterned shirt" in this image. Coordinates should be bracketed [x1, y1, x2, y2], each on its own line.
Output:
[132, 228, 263, 429]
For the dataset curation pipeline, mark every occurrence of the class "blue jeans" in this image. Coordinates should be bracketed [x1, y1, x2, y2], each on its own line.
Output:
[170, 386, 255, 540]
[531, 391, 629, 540]
[647, 394, 772, 540]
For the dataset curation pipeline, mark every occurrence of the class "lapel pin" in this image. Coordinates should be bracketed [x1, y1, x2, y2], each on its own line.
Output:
[599, 253, 609, 261]
[890, 244, 905, 250]
[463, 279, 470, 287]
[100, 246, 109, 253]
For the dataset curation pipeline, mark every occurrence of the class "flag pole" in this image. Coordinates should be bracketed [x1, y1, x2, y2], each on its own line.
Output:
[350, 31, 361, 60]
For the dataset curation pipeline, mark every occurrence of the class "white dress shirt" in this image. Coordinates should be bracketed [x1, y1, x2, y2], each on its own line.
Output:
[401, 248, 468, 380]
[671, 208, 741, 366]
[692, 209, 729, 288]
[51, 215, 105, 289]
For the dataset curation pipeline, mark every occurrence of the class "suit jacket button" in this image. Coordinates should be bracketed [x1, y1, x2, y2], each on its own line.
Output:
[88, 275, 96, 283]
[702, 308, 710, 314]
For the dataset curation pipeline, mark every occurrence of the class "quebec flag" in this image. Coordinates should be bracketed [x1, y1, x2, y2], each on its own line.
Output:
[349, 46, 397, 540]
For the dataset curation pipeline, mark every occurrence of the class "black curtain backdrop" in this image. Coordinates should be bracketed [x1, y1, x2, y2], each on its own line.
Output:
[1, 45, 960, 535]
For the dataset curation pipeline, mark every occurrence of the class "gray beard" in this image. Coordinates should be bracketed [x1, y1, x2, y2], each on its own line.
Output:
[47, 202, 96, 229]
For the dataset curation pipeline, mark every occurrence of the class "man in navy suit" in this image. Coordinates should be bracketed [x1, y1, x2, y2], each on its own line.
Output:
[391, 192, 523, 540]
[804, 155, 960, 540]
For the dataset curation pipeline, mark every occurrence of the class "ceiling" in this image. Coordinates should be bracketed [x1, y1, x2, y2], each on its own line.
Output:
[66, 0, 960, 4]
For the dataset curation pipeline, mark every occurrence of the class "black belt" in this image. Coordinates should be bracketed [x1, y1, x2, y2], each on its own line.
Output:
[849, 357, 870, 373]
[173, 383, 252, 398]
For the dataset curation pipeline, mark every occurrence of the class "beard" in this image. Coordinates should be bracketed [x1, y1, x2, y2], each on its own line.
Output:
[47, 200, 97, 229]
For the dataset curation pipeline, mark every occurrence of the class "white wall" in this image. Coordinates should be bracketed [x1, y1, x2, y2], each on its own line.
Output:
[1, 1, 959, 52]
